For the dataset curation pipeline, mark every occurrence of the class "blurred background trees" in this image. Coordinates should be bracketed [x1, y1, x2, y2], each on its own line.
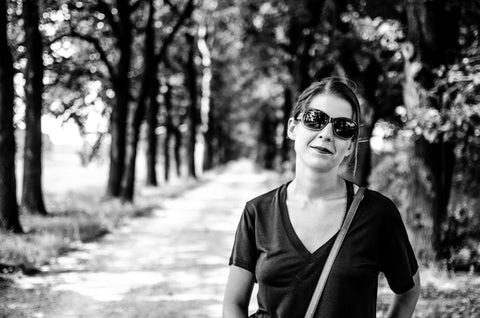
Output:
[0, 0, 22, 233]
[0, 0, 479, 270]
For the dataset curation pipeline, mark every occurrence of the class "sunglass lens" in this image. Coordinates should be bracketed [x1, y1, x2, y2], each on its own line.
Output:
[334, 119, 357, 139]
[304, 110, 328, 129]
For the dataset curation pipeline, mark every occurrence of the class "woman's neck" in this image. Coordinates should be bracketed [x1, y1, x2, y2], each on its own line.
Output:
[289, 164, 344, 201]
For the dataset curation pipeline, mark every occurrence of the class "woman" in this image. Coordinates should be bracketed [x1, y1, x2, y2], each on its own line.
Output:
[223, 78, 420, 318]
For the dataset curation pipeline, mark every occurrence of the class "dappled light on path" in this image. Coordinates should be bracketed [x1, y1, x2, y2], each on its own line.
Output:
[3, 160, 282, 318]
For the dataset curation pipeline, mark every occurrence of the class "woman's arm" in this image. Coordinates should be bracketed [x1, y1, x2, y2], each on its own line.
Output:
[384, 270, 421, 318]
[223, 265, 255, 318]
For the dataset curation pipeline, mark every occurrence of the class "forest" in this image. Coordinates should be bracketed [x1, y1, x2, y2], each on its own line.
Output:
[1, 0, 480, 315]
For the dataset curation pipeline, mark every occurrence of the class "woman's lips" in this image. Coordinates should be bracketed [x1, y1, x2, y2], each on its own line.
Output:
[311, 146, 333, 154]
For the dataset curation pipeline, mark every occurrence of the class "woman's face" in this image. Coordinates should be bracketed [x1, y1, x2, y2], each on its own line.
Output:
[287, 93, 354, 173]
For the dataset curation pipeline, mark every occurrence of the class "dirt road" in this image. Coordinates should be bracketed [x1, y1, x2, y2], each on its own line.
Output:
[1, 160, 282, 318]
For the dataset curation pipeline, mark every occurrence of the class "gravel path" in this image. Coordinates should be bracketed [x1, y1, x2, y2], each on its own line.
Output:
[0, 160, 282, 318]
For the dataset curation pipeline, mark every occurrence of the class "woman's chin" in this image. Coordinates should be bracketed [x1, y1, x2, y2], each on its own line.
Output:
[298, 157, 340, 173]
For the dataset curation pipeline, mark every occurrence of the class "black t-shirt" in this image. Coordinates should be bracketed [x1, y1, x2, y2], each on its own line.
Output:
[229, 181, 418, 318]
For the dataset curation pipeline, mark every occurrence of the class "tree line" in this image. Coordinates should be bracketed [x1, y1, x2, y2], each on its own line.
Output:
[0, 0, 235, 233]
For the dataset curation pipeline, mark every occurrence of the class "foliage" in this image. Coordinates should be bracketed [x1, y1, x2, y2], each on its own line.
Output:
[369, 146, 436, 264]
[0, 189, 149, 268]
[0, 231, 69, 268]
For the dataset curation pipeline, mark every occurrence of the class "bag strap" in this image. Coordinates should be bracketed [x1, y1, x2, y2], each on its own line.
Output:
[304, 187, 366, 318]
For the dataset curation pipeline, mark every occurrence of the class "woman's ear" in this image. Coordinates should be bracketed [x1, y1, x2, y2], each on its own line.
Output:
[287, 117, 297, 140]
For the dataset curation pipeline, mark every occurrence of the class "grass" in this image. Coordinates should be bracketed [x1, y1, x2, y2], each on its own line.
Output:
[2, 139, 213, 270]
[0, 191, 143, 269]
[0, 172, 207, 271]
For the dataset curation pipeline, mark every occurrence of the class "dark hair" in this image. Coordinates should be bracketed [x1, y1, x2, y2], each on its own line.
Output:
[291, 77, 361, 178]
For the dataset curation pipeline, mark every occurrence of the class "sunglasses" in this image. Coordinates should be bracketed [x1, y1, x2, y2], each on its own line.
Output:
[297, 109, 358, 139]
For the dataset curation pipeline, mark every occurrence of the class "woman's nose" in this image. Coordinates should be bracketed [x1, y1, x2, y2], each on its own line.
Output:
[317, 122, 334, 140]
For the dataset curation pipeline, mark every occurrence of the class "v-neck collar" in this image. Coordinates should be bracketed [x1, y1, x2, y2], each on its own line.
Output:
[278, 180, 351, 262]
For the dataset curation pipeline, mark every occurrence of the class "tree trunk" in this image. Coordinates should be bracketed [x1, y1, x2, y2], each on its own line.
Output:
[197, 24, 212, 173]
[403, 0, 458, 260]
[405, 0, 458, 67]
[163, 82, 173, 182]
[145, 0, 194, 185]
[106, 1, 132, 198]
[203, 100, 214, 170]
[414, 137, 455, 257]
[0, 1, 22, 233]
[120, 0, 155, 202]
[257, 105, 278, 170]
[173, 126, 182, 177]
[281, 87, 293, 163]
[21, 0, 47, 215]
[185, 33, 198, 179]
[145, 75, 159, 186]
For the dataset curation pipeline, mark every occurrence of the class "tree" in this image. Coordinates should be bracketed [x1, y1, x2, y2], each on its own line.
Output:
[143, 0, 194, 186]
[161, 80, 173, 182]
[21, 0, 47, 215]
[105, 0, 134, 198]
[122, 0, 194, 200]
[400, 0, 459, 259]
[47, 0, 141, 197]
[0, 0, 22, 233]
[120, 0, 155, 202]
[352, 0, 480, 262]
[185, 31, 199, 179]
[197, 24, 212, 172]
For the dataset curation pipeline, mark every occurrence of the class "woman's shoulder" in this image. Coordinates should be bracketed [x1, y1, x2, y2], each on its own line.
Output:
[244, 182, 288, 212]
[362, 187, 403, 222]
[364, 188, 395, 205]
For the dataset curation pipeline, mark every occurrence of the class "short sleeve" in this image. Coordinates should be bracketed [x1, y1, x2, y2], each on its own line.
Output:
[229, 203, 257, 275]
[379, 201, 419, 294]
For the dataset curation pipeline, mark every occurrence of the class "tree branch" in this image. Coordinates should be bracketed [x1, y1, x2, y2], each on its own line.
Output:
[156, 0, 195, 64]
[49, 30, 115, 78]
[163, 0, 179, 15]
[95, 0, 120, 39]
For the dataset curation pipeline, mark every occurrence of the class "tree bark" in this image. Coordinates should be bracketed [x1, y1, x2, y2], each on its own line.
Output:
[203, 100, 214, 170]
[197, 25, 211, 173]
[163, 82, 173, 182]
[106, 1, 133, 198]
[144, 0, 194, 184]
[405, 0, 458, 67]
[21, 0, 47, 215]
[281, 87, 293, 163]
[145, 1, 194, 184]
[185, 33, 198, 179]
[0, 0, 22, 233]
[257, 105, 279, 169]
[173, 126, 182, 177]
[120, 0, 155, 202]
[145, 75, 160, 186]
[218, 127, 228, 164]
[403, 0, 459, 259]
